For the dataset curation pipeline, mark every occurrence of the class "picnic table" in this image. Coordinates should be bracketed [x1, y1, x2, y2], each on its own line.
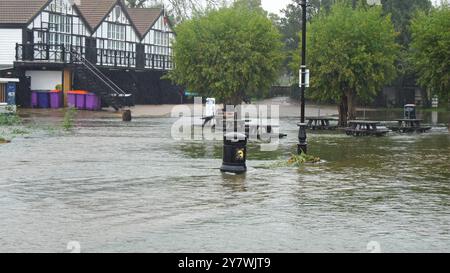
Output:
[387, 119, 431, 133]
[204, 116, 287, 139]
[244, 119, 287, 139]
[345, 120, 390, 136]
[306, 116, 338, 130]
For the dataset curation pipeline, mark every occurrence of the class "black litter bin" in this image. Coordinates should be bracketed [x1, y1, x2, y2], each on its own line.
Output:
[220, 132, 247, 174]
[404, 104, 416, 120]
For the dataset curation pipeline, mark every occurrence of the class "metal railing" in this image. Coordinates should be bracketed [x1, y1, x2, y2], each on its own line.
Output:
[97, 48, 136, 68]
[70, 49, 129, 98]
[15, 43, 84, 63]
[16, 43, 173, 71]
[144, 54, 173, 70]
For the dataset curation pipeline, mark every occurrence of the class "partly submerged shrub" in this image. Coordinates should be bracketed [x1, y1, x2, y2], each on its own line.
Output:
[62, 107, 77, 131]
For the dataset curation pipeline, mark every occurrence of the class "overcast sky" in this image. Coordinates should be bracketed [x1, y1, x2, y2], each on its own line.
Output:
[261, 0, 443, 15]
[261, 0, 291, 15]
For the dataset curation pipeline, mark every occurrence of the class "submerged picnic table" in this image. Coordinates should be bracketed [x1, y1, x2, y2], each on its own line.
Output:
[306, 116, 338, 130]
[202, 116, 287, 139]
[387, 119, 431, 133]
[345, 120, 390, 136]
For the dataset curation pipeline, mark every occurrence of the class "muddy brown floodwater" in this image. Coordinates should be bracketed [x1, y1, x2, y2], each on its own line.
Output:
[0, 100, 449, 252]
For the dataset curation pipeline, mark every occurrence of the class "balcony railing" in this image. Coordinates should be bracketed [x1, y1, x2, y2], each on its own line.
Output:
[16, 43, 85, 63]
[15, 43, 173, 70]
[145, 54, 173, 70]
[97, 48, 136, 68]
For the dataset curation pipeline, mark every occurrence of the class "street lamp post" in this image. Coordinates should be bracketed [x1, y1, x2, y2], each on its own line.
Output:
[297, 0, 308, 154]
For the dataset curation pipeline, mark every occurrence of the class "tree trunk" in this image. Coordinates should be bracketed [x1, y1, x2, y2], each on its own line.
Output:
[338, 95, 348, 127]
[346, 89, 357, 121]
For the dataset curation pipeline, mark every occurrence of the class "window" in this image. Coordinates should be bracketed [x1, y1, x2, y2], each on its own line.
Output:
[106, 23, 126, 50]
[100, 21, 135, 67]
[48, 13, 72, 46]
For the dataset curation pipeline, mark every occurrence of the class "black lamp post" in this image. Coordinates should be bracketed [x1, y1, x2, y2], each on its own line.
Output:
[297, 0, 308, 154]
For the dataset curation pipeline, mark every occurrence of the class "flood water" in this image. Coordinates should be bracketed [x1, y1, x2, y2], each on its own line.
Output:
[0, 105, 449, 253]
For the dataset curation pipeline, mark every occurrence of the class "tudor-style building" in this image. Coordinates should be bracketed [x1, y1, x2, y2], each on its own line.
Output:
[0, 0, 180, 107]
[128, 7, 174, 70]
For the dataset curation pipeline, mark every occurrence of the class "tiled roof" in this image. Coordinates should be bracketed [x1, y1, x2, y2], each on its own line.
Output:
[0, 0, 167, 38]
[75, 0, 118, 31]
[127, 8, 162, 37]
[0, 0, 50, 25]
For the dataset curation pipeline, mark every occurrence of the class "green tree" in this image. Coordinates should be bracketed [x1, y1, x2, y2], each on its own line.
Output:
[377, 1, 432, 107]
[410, 5, 450, 104]
[232, 0, 267, 16]
[167, 7, 283, 105]
[292, 3, 399, 125]
[381, 0, 432, 47]
[279, 0, 336, 75]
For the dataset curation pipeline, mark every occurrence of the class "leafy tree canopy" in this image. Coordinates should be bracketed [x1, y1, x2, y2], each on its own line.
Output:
[167, 6, 283, 105]
[232, 0, 267, 16]
[380, 0, 432, 47]
[410, 5, 450, 101]
[291, 3, 399, 123]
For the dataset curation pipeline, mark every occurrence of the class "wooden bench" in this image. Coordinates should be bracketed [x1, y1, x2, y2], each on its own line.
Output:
[306, 116, 338, 130]
[345, 120, 390, 136]
[388, 119, 431, 133]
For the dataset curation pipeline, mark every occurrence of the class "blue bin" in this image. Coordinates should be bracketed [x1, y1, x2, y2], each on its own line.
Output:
[37, 91, 50, 108]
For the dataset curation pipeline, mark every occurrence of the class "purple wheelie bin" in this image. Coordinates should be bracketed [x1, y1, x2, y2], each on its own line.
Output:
[67, 91, 77, 108]
[85, 93, 101, 111]
[76, 93, 86, 110]
[49, 90, 62, 109]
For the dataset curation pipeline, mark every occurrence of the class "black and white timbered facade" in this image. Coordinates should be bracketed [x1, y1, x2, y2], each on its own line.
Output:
[0, 0, 179, 106]
[142, 13, 175, 70]
[93, 3, 139, 67]
[24, 0, 90, 62]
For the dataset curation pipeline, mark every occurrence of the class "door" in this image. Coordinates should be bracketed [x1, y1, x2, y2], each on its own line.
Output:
[32, 28, 49, 60]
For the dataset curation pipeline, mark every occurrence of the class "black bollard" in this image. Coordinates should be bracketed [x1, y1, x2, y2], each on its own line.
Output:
[122, 109, 132, 122]
[220, 132, 247, 174]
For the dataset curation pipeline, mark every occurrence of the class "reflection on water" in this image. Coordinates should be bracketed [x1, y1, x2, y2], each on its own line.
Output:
[0, 108, 449, 252]
[432, 111, 438, 126]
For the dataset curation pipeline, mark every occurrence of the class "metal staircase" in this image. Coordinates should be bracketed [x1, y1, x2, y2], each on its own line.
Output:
[70, 50, 132, 110]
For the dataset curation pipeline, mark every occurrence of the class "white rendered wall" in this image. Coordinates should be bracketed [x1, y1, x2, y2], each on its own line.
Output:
[0, 29, 22, 65]
[26, 70, 62, 90]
